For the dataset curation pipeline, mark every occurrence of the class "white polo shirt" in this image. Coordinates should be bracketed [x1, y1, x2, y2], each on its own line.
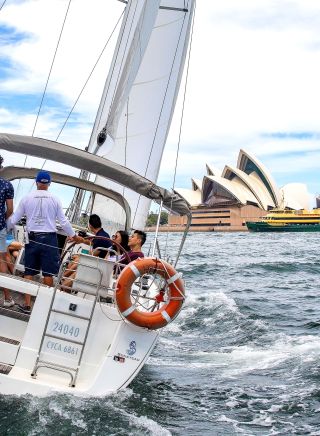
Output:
[8, 189, 75, 236]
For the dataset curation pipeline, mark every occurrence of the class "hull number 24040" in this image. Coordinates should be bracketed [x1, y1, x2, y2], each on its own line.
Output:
[52, 321, 80, 338]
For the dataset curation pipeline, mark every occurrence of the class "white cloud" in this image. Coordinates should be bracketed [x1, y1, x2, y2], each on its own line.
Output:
[0, 0, 122, 116]
[0, 0, 319, 198]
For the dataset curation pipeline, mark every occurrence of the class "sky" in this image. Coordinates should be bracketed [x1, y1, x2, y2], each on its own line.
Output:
[0, 0, 319, 207]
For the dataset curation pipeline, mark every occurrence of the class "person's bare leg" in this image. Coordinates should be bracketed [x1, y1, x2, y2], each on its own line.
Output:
[0, 252, 12, 301]
[61, 271, 76, 292]
[6, 242, 22, 275]
[63, 256, 79, 278]
[22, 274, 49, 310]
[43, 276, 54, 287]
[23, 275, 33, 307]
[5, 251, 14, 274]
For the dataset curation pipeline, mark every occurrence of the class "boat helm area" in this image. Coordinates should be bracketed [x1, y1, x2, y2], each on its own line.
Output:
[0, 179, 189, 396]
[0, 137, 191, 395]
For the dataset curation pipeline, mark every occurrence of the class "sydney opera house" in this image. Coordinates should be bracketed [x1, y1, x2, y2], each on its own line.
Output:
[169, 149, 310, 231]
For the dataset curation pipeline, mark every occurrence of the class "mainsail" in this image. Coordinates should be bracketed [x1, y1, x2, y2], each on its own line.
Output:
[87, 0, 195, 230]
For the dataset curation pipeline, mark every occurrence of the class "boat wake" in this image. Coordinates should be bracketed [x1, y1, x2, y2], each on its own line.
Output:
[1, 389, 172, 436]
[143, 279, 320, 434]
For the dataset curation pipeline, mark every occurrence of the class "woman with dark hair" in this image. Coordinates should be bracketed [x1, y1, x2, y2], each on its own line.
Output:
[115, 229, 146, 272]
[107, 230, 129, 261]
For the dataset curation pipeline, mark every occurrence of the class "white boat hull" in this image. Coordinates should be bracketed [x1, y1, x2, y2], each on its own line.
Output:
[0, 277, 158, 396]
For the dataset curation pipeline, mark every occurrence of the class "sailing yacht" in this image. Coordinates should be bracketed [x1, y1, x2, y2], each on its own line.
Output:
[0, 0, 194, 395]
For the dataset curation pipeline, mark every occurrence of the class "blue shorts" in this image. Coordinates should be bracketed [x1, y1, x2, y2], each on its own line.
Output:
[24, 232, 60, 277]
[0, 227, 7, 253]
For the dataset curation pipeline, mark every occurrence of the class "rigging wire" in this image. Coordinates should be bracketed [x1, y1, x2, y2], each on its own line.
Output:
[0, 0, 7, 12]
[17, 0, 72, 198]
[55, 9, 125, 142]
[122, 98, 129, 200]
[24, 7, 125, 196]
[164, 0, 196, 258]
[131, 6, 189, 227]
[32, 0, 72, 138]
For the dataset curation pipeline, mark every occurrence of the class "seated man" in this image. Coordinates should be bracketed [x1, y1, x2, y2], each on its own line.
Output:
[68, 214, 111, 256]
[61, 214, 112, 291]
[85, 214, 112, 258]
[117, 230, 146, 266]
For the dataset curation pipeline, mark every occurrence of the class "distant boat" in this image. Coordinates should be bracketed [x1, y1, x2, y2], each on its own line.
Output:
[246, 208, 320, 232]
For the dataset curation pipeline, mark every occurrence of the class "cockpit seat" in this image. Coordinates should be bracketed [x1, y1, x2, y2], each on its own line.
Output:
[72, 253, 116, 299]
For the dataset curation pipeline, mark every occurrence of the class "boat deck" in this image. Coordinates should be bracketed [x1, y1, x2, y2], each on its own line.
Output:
[0, 291, 32, 322]
[0, 364, 12, 375]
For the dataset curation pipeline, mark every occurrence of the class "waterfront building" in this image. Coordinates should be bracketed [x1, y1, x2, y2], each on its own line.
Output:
[168, 149, 310, 232]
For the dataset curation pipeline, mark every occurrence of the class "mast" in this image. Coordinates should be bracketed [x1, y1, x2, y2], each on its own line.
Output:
[65, 168, 90, 223]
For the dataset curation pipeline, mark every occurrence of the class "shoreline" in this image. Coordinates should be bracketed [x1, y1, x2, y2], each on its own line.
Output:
[145, 226, 248, 232]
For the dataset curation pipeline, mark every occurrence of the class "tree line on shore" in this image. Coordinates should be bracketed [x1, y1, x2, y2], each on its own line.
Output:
[146, 211, 168, 227]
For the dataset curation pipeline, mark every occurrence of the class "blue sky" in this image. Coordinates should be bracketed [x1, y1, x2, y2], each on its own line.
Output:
[0, 0, 319, 208]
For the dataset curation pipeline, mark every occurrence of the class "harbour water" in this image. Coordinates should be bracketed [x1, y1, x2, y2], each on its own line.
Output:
[0, 232, 319, 435]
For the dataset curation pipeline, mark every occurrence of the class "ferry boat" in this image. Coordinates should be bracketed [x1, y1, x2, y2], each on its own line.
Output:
[246, 208, 320, 232]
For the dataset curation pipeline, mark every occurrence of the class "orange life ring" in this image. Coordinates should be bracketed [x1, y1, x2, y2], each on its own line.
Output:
[115, 257, 185, 330]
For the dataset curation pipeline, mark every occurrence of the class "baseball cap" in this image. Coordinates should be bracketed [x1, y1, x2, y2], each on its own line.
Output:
[36, 170, 51, 184]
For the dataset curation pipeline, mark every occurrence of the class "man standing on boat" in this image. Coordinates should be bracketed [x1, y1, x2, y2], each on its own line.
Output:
[0, 155, 15, 307]
[8, 170, 81, 314]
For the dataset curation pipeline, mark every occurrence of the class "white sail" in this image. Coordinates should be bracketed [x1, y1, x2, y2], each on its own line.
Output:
[88, 0, 195, 230]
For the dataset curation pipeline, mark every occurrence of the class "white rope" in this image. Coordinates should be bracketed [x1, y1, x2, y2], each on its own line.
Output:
[157, 258, 185, 299]
[166, 271, 182, 284]
[99, 299, 122, 322]
[18, 0, 72, 197]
